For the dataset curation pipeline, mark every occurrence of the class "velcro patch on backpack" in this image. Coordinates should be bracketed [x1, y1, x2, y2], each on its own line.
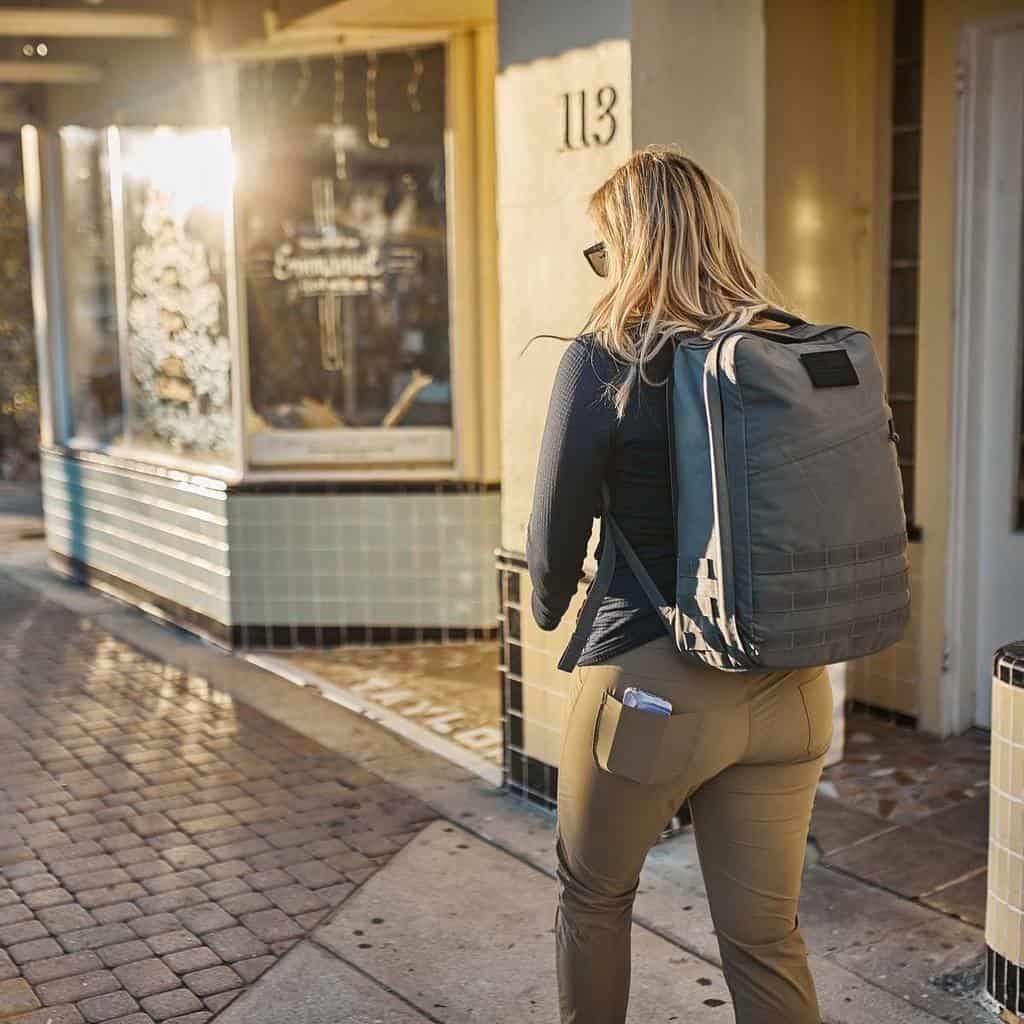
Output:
[799, 350, 860, 388]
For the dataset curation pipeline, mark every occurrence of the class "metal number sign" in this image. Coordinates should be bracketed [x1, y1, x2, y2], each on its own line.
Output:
[559, 86, 618, 151]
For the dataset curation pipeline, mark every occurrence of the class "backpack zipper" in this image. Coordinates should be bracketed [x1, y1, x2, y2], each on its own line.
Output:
[704, 333, 752, 666]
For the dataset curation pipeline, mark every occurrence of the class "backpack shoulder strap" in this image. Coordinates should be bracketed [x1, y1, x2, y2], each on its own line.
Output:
[556, 485, 675, 672]
[555, 510, 617, 672]
[604, 507, 675, 636]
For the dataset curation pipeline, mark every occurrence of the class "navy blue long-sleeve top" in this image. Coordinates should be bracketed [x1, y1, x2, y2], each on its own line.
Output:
[527, 335, 676, 666]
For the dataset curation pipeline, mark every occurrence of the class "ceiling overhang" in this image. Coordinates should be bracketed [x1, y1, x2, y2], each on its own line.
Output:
[222, 0, 494, 62]
[0, 8, 185, 39]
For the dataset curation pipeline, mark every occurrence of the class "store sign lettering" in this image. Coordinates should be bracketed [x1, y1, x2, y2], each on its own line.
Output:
[272, 235, 420, 299]
[559, 85, 618, 151]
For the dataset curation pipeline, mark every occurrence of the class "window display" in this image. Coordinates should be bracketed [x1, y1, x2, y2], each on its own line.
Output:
[238, 47, 453, 466]
[60, 127, 121, 447]
[114, 127, 236, 460]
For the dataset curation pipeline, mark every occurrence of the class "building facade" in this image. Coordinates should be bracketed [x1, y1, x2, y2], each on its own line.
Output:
[23, 1, 501, 647]
[15, 0, 1024, 797]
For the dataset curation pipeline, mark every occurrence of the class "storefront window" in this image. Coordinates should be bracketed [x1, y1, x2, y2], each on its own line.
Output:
[60, 127, 121, 447]
[237, 46, 453, 466]
[114, 126, 236, 460]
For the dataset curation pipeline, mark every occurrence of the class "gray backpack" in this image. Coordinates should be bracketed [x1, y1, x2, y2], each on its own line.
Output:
[558, 309, 911, 672]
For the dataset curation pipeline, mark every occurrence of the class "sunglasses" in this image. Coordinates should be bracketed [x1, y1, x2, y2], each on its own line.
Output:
[583, 241, 609, 278]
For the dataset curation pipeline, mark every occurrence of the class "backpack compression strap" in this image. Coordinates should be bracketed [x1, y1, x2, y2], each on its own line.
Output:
[556, 485, 676, 672]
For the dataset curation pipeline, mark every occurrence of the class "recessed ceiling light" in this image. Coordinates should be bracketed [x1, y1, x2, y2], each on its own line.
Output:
[36, 42, 48, 56]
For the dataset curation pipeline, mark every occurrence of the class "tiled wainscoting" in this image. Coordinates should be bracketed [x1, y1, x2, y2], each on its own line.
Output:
[497, 552, 588, 809]
[41, 448, 232, 630]
[42, 448, 501, 647]
[986, 642, 1024, 1018]
[228, 487, 500, 646]
[497, 551, 849, 811]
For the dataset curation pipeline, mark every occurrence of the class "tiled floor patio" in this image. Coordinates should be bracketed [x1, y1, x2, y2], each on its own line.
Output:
[279, 642, 503, 770]
[811, 713, 990, 928]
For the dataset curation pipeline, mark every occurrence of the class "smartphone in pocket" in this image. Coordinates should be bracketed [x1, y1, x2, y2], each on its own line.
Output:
[621, 686, 673, 716]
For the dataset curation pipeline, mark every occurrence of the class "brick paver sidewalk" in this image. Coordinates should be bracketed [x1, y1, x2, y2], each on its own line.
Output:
[0, 579, 438, 1023]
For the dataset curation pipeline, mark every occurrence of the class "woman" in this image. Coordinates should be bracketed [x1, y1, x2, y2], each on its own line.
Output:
[527, 147, 832, 1024]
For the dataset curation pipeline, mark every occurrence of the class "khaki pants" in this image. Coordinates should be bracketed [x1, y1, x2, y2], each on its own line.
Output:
[555, 634, 833, 1024]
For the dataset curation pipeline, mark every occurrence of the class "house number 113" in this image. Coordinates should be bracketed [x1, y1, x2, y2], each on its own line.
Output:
[559, 86, 618, 151]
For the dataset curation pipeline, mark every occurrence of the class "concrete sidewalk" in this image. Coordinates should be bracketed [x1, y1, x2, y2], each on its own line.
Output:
[0, 489, 995, 1024]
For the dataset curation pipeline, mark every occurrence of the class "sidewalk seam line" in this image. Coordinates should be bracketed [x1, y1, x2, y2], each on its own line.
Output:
[815, 823, 901, 858]
[918, 864, 988, 900]
[815, 863, 984, 933]
[305, 935, 449, 1024]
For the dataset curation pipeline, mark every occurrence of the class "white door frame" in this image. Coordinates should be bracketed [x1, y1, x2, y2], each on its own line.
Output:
[946, 14, 1024, 731]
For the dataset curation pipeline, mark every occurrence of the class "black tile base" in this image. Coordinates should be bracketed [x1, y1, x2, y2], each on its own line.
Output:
[497, 559, 690, 834]
[232, 623, 498, 649]
[504, 748, 558, 810]
[844, 698, 917, 730]
[987, 945, 1021, 1015]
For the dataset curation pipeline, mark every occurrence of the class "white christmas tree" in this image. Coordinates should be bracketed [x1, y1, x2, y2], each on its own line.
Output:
[127, 187, 233, 453]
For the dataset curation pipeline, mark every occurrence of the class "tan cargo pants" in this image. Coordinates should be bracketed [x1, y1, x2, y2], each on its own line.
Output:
[555, 634, 833, 1024]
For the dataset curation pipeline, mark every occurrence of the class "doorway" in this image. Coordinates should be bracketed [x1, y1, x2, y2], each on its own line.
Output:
[948, 18, 1024, 729]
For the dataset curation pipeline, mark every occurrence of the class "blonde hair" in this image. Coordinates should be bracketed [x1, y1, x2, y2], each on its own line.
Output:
[584, 146, 785, 416]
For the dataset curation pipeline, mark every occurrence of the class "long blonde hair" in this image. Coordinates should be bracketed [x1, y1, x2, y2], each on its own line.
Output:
[584, 146, 784, 416]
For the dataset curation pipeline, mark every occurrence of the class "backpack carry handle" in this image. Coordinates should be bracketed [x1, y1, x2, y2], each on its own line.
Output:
[760, 307, 807, 327]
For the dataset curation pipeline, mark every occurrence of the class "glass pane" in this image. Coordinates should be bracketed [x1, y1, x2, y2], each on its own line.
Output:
[889, 265, 918, 328]
[887, 332, 917, 396]
[60, 126, 121, 447]
[899, 462, 915, 526]
[890, 198, 920, 262]
[891, 59, 922, 126]
[237, 46, 453, 467]
[890, 395, 916, 459]
[115, 127, 236, 460]
[892, 0, 923, 61]
[891, 129, 920, 195]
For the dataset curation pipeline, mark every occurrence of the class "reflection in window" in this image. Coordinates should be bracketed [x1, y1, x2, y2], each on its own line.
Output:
[60, 127, 121, 446]
[115, 127, 235, 459]
[238, 47, 451, 464]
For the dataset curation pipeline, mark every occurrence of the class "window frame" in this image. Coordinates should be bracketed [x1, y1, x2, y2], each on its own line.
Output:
[230, 34, 472, 480]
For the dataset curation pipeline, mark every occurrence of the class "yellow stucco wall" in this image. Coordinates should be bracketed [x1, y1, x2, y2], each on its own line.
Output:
[631, 0, 766, 264]
[762, 0, 931, 719]
[764, 0, 886, 333]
